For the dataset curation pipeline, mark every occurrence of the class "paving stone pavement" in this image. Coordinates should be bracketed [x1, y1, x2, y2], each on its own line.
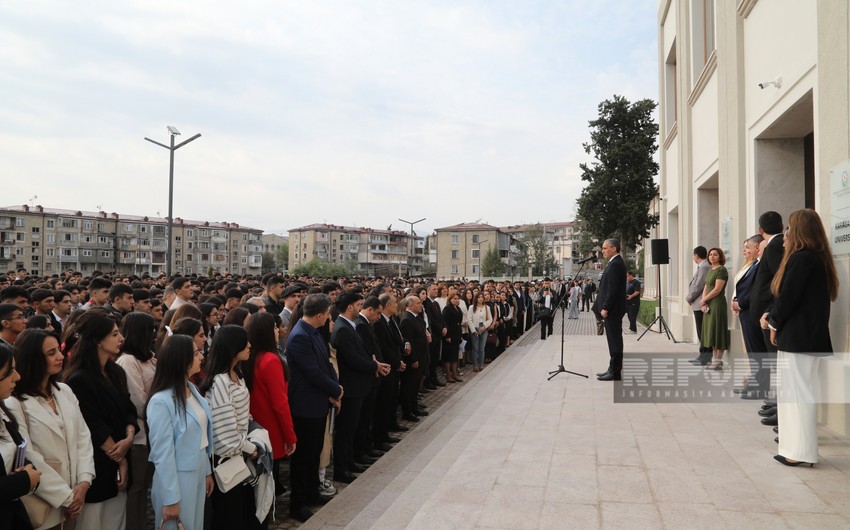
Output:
[289, 310, 850, 530]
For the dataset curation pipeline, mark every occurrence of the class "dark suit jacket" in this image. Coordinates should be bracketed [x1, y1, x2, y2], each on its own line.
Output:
[593, 254, 627, 317]
[424, 298, 445, 334]
[399, 310, 429, 365]
[768, 249, 833, 355]
[442, 304, 463, 344]
[331, 316, 377, 399]
[374, 314, 404, 370]
[735, 262, 760, 311]
[751, 234, 784, 319]
[356, 315, 383, 390]
[286, 319, 341, 418]
[0, 419, 33, 530]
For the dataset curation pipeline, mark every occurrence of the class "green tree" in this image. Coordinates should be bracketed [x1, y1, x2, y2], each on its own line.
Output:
[576, 95, 660, 251]
[275, 243, 289, 271]
[261, 251, 276, 273]
[481, 246, 505, 277]
[518, 224, 557, 276]
[290, 259, 351, 278]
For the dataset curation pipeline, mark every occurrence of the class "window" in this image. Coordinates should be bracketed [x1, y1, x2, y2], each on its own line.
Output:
[16, 232, 24, 241]
[200, 230, 208, 237]
[82, 250, 93, 257]
[97, 223, 105, 232]
[664, 40, 677, 132]
[16, 247, 24, 256]
[451, 250, 459, 259]
[472, 265, 479, 274]
[46, 249, 55, 257]
[125, 223, 134, 232]
[139, 252, 148, 259]
[187, 254, 193, 262]
[472, 249, 480, 259]
[187, 230, 194, 237]
[83, 220, 93, 230]
[201, 254, 209, 261]
[451, 234, 459, 244]
[62, 248, 77, 257]
[472, 235, 480, 243]
[451, 265, 458, 274]
[47, 234, 54, 243]
[63, 233, 75, 242]
[16, 218, 24, 227]
[175, 236, 181, 242]
[83, 235, 93, 243]
[98, 236, 110, 244]
[45, 263, 52, 271]
[61, 219, 78, 228]
[31, 227, 39, 234]
[46, 220, 55, 228]
[691, 0, 715, 82]
[100, 251, 110, 258]
[140, 225, 148, 233]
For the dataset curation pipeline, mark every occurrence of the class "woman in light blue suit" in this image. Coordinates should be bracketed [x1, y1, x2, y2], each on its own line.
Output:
[147, 335, 214, 530]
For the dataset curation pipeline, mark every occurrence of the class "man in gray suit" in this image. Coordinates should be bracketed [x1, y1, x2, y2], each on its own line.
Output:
[686, 246, 713, 365]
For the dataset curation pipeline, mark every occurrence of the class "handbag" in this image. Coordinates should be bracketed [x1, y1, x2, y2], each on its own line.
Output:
[213, 454, 251, 493]
[20, 494, 52, 527]
[159, 517, 186, 530]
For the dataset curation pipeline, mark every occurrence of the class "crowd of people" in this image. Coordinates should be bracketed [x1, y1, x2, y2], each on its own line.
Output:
[0, 267, 580, 529]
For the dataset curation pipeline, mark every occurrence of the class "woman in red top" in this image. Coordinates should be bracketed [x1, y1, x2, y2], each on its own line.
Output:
[245, 312, 296, 496]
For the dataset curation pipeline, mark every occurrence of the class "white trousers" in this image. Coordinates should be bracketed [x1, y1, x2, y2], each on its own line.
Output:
[77, 492, 127, 530]
[776, 351, 820, 463]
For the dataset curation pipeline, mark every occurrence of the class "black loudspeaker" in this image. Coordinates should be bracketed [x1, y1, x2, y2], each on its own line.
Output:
[651, 239, 670, 265]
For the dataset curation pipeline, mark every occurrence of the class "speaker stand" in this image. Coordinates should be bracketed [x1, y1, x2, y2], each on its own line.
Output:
[637, 260, 677, 343]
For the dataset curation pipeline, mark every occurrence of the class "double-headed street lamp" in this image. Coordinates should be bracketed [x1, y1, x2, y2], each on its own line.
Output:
[398, 217, 425, 277]
[144, 126, 201, 277]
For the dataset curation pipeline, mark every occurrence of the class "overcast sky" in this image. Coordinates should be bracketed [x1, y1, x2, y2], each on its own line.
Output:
[1, 0, 657, 237]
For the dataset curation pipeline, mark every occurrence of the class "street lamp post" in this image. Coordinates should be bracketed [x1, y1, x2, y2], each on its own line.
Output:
[398, 217, 425, 277]
[476, 239, 489, 281]
[144, 126, 201, 277]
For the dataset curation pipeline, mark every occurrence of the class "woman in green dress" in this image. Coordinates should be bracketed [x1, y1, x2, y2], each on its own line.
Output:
[700, 247, 729, 369]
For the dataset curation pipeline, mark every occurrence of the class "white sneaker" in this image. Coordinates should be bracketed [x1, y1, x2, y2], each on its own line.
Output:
[319, 479, 337, 496]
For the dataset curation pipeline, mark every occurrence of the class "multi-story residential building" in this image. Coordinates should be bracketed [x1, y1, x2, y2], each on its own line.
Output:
[433, 223, 516, 279]
[288, 224, 425, 276]
[657, 1, 850, 433]
[261, 234, 289, 255]
[501, 221, 582, 278]
[0, 205, 263, 276]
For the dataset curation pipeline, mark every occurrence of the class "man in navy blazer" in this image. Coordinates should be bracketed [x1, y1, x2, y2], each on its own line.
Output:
[732, 235, 767, 392]
[594, 238, 627, 381]
[286, 294, 342, 522]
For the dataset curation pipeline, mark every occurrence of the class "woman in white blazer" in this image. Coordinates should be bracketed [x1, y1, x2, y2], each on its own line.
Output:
[6, 329, 96, 530]
[147, 334, 214, 530]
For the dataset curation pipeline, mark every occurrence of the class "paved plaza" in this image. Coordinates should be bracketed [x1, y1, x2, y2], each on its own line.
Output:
[287, 310, 850, 529]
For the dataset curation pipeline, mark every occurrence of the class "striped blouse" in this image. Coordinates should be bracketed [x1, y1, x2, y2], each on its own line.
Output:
[205, 373, 256, 457]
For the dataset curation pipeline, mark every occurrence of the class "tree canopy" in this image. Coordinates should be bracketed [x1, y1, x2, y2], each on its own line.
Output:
[576, 95, 659, 250]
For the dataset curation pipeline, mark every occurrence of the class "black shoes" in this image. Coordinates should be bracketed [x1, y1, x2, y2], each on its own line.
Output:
[761, 415, 778, 426]
[423, 382, 437, 390]
[334, 472, 357, 484]
[389, 424, 409, 432]
[374, 442, 394, 452]
[597, 373, 621, 381]
[402, 413, 420, 422]
[596, 370, 610, 377]
[290, 507, 314, 522]
[433, 379, 446, 387]
[385, 435, 402, 443]
[758, 406, 777, 417]
[309, 495, 332, 506]
[415, 409, 429, 417]
[349, 462, 369, 473]
[774, 455, 814, 467]
[355, 456, 377, 466]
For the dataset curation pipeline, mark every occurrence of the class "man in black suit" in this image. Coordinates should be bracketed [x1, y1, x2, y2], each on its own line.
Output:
[594, 238, 627, 381]
[424, 283, 447, 388]
[747, 211, 784, 403]
[373, 293, 408, 439]
[354, 296, 392, 461]
[399, 295, 428, 421]
[331, 292, 385, 483]
[512, 282, 526, 338]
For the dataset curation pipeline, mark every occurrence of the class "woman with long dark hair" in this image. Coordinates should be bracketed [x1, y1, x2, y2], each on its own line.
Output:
[201, 325, 263, 530]
[198, 303, 220, 349]
[63, 309, 137, 530]
[146, 335, 213, 530]
[441, 293, 464, 383]
[0, 342, 41, 530]
[115, 312, 156, 530]
[768, 209, 839, 467]
[6, 329, 95, 529]
[245, 312, 296, 497]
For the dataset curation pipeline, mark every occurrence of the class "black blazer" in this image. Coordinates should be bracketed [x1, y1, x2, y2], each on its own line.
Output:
[331, 316, 377, 399]
[424, 298, 445, 335]
[374, 314, 404, 370]
[0, 418, 33, 530]
[593, 254, 627, 317]
[751, 234, 784, 319]
[768, 249, 833, 355]
[400, 311, 429, 365]
[442, 304, 463, 344]
[65, 367, 138, 503]
[735, 262, 760, 311]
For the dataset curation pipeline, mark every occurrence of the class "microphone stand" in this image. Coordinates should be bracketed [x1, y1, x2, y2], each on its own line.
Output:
[548, 256, 593, 381]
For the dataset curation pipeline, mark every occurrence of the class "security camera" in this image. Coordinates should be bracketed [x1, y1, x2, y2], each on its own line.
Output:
[758, 77, 782, 90]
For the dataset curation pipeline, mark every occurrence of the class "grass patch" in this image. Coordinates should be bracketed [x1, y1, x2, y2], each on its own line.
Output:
[638, 299, 659, 327]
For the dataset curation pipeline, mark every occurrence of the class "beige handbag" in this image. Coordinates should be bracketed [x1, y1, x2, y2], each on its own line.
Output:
[20, 493, 52, 527]
[159, 517, 186, 530]
[213, 455, 251, 493]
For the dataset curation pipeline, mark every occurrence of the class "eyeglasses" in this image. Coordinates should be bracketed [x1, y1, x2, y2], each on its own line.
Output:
[194, 350, 204, 357]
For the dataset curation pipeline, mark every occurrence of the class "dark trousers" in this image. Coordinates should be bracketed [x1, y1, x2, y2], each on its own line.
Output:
[753, 327, 778, 393]
[373, 370, 399, 440]
[290, 415, 326, 511]
[526, 309, 535, 330]
[540, 315, 553, 339]
[626, 301, 639, 331]
[513, 312, 524, 338]
[604, 313, 624, 376]
[739, 311, 767, 386]
[692, 310, 713, 363]
[333, 395, 364, 475]
[355, 384, 379, 454]
[428, 339, 441, 383]
[211, 459, 266, 530]
[581, 295, 591, 311]
[399, 364, 420, 415]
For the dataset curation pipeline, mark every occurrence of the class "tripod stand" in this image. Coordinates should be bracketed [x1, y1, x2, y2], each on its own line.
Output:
[548, 260, 591, 381]
[637, 261, 677, 342]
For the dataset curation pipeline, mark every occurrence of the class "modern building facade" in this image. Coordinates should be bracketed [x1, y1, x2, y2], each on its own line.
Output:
[288, 223, 425, 276]
[433, 223, 516, 279]
[0, 204, 263, 276]
[657, 1, 850, 432]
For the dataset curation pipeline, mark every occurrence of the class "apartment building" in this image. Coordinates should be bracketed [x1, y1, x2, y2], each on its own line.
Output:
[0, 205, 263, 276]
[433, 223, 516, 279]
[657, 1, 850, 432]
[501, 221, 582, 278]
[288, 223, 425, 276]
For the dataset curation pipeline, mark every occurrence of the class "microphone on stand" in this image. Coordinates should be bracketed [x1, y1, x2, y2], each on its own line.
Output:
[576, 252, 597, 265]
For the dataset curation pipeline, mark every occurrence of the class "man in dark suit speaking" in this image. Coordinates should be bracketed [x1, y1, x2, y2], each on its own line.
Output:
[594, 238, 627, 381]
